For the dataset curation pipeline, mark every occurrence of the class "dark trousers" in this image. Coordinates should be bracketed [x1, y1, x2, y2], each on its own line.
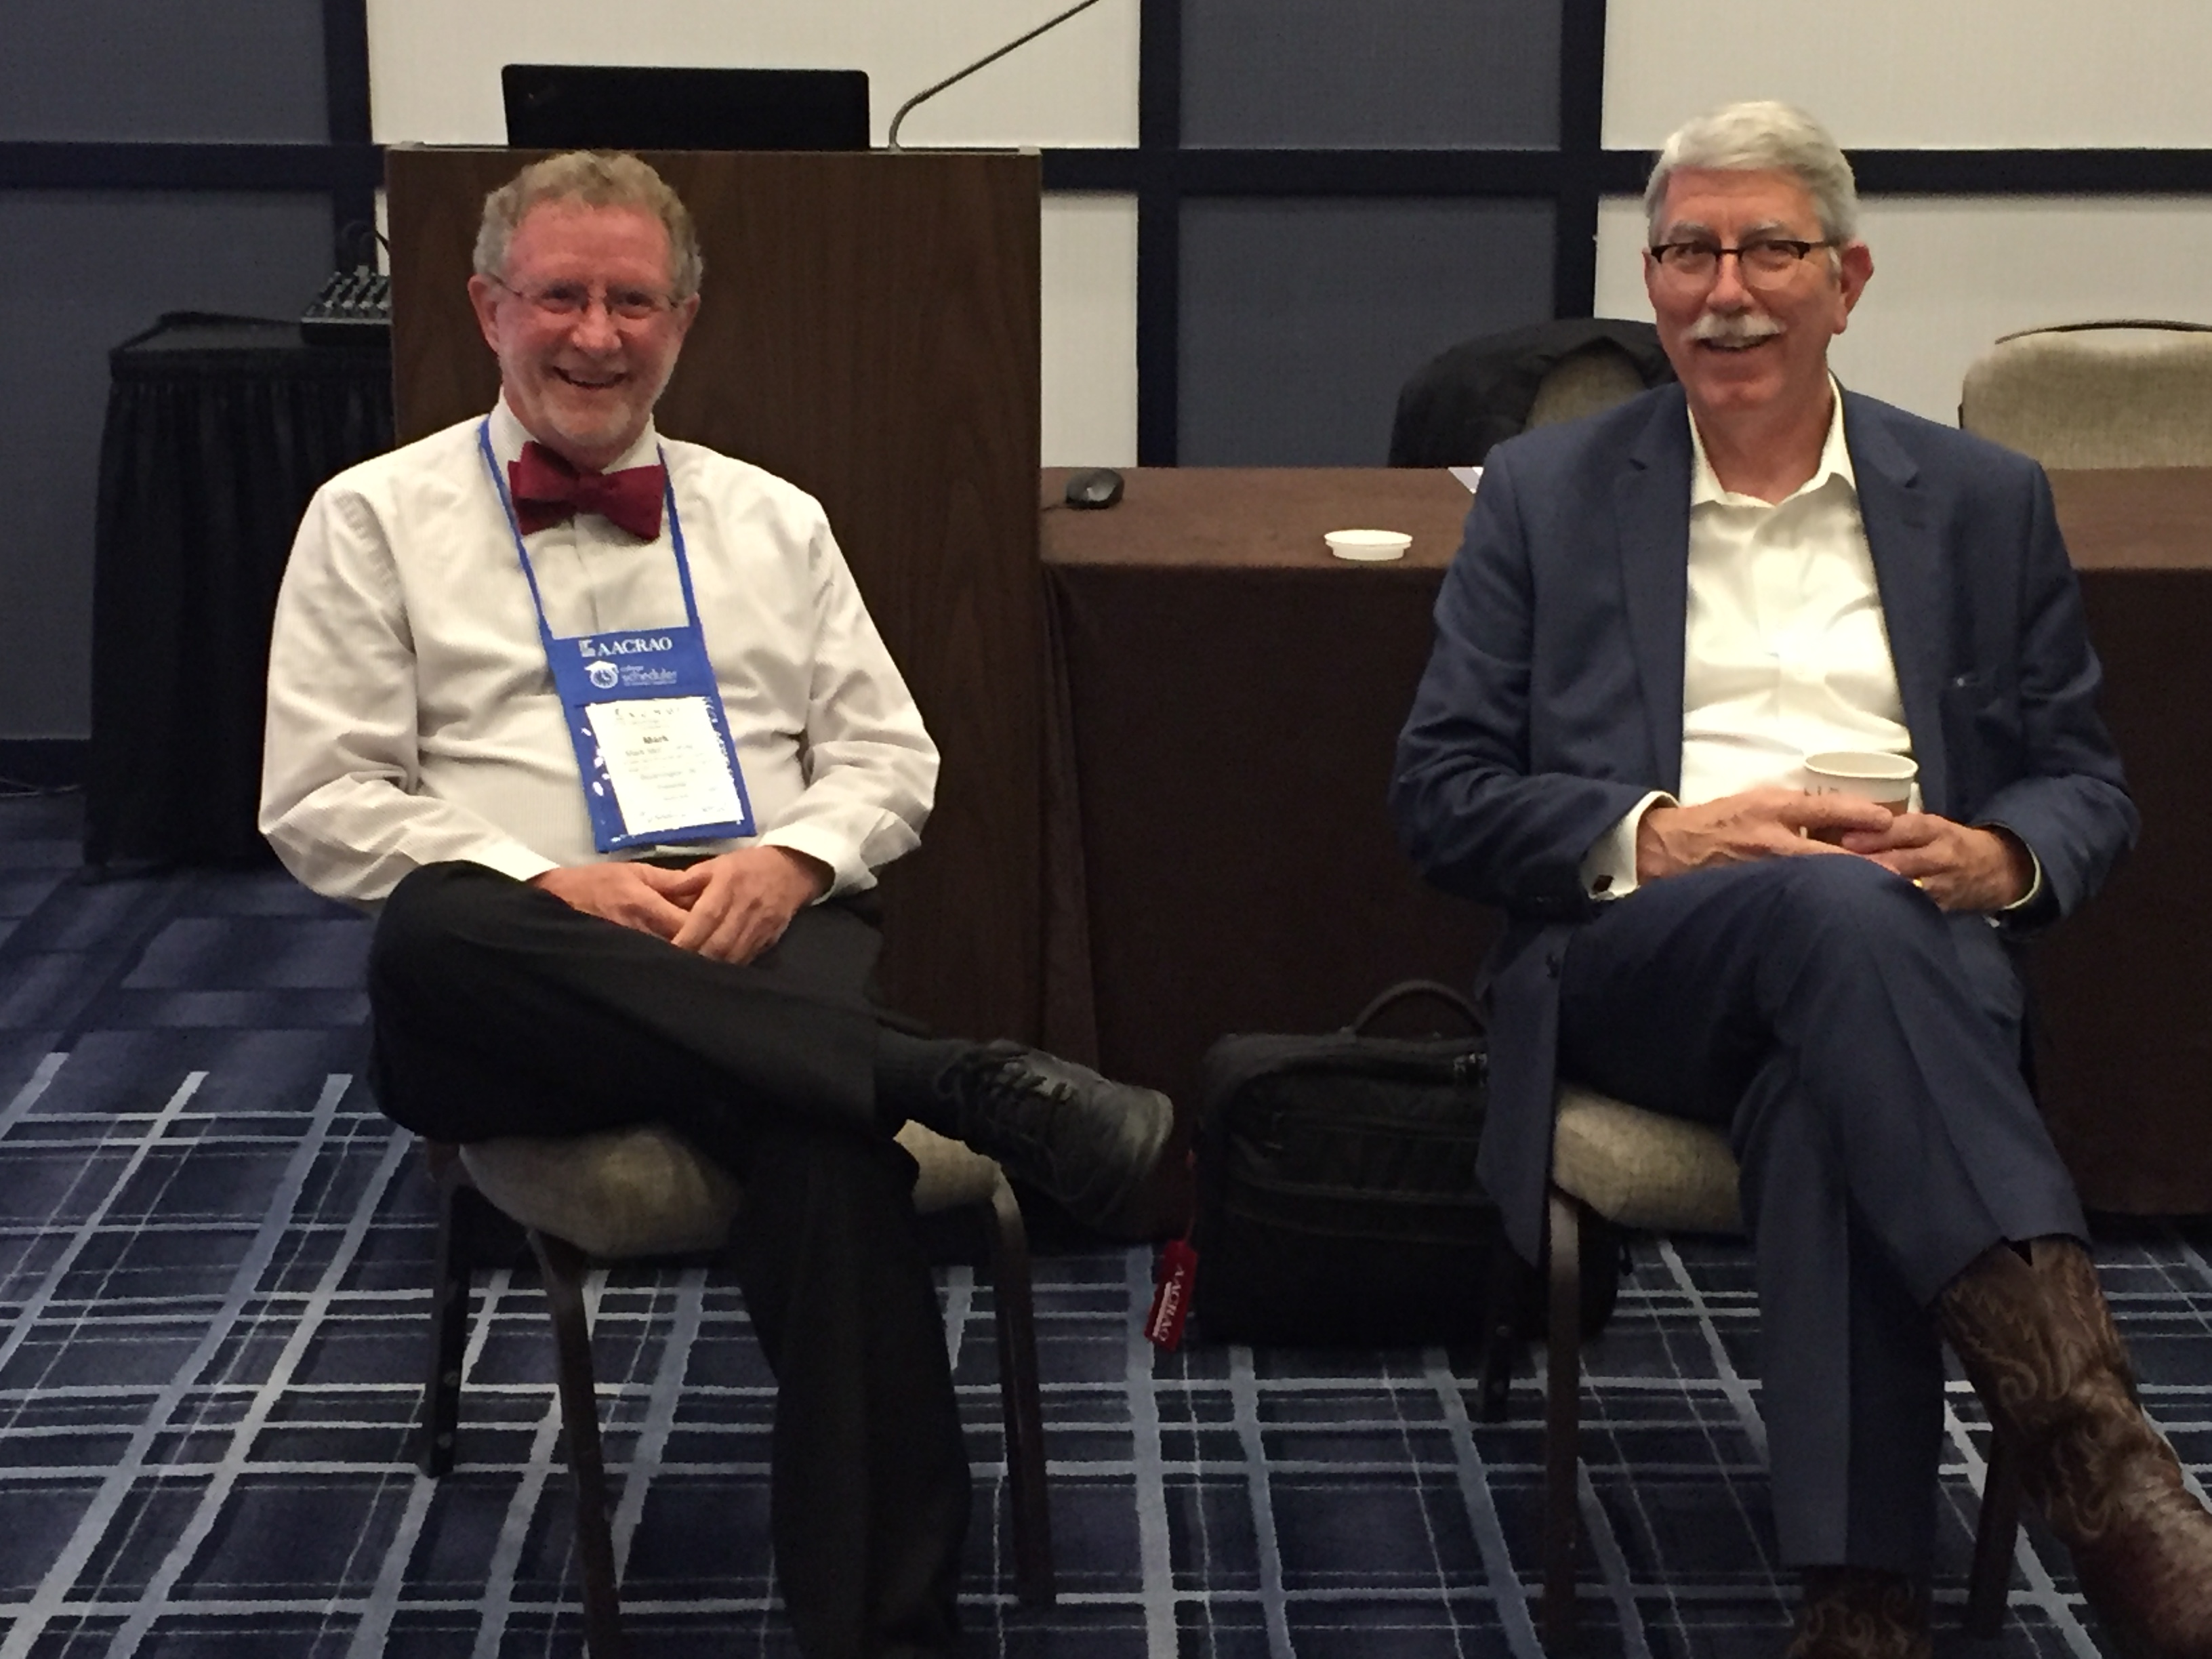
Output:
[1554, 854, 2086, 1574]
[369, 861, 970, 1659]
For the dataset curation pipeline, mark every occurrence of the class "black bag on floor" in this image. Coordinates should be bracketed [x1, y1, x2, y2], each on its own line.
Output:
[1191, 980, 1622, 1347]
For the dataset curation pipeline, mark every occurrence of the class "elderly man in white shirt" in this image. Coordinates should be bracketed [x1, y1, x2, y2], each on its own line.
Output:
[1393, 103, 2209, 1658]
[261, 150, 1175, 1659]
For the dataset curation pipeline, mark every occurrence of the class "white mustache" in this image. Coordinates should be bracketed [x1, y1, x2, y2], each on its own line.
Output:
[1689, 312, 1784, 348]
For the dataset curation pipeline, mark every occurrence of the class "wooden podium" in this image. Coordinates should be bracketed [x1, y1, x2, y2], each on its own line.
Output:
[385, 148, 1044, 1044]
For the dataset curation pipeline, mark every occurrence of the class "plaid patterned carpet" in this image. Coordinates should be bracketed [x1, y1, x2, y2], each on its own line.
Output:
[1, 791, 2206, 1658]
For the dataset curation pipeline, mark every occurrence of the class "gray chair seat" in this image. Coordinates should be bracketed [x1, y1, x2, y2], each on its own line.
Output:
[1550, 1083, 1740, 1233]
[458, 1118, 1003, 1256]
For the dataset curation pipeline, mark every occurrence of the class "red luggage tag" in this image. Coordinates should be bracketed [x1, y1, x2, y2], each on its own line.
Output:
[1145, 1235, 1197, 1351]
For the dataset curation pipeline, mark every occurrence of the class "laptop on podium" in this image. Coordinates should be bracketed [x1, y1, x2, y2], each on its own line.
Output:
[502, 64, 870, 151]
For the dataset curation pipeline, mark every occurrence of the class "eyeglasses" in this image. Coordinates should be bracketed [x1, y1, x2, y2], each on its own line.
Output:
[489, 276, 682, 323]
[1646, 237, 1837, 289]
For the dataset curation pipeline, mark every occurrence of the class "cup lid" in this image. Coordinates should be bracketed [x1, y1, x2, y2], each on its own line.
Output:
[1325, 528, 1411, 562]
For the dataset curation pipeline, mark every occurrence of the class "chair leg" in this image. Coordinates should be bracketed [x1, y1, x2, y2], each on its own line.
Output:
[417, 1155, 479, 1477]
[1965, 1427, 2023, 1637]
[989, 1180, 1055, 1607]
[1543, 1189, 1584, 1650]
[529, 1229, 627, 1659]
[1477, 1238, 1532, 1423]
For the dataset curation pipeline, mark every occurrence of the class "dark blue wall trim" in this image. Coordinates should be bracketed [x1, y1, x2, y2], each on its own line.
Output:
[1044, 146, 2212, 200]
[1552, 0, 1607, 319]
[0, 141, 382, 195]
[28, 140, 2209, 205]
[1845, 149, 2212, 193]
[323, 0, 375, 250]
[1134, 0, 1181, 464]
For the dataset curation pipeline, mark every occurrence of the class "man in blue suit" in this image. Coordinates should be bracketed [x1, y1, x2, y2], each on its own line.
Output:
[1393, 102, 2212, 1658]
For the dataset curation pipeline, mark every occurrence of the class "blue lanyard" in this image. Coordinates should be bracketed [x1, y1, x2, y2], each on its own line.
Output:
[477, 419, 704, 652]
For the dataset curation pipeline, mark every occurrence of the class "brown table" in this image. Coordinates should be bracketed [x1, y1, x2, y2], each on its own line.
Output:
[1042, 465, 2212, 1217]
[2034, 469, 2212, 1214]
[1040, 468, 1498, 1115]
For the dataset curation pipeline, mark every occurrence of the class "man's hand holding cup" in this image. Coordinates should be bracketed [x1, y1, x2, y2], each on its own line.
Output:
[1801, 750, 2032, 911]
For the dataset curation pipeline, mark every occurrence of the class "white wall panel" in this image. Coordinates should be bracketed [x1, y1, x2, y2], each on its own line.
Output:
[1595, 194, 2212, 427]
[1041, 194, 1138, 467]
[1605, 1, 2212, 150]
[367, 0, 1139, 147]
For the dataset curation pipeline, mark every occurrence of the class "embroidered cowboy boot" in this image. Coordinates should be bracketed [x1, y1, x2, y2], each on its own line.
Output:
[1936, 1237, 2212, 1659]
[1786, 1568, 1931, 1659]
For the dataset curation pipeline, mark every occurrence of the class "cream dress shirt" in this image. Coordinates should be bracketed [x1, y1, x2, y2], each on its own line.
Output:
[260, 399, 939, 907]
[1581, 386, 1912, 896]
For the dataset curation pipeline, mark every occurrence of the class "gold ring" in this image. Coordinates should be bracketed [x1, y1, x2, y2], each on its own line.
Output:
[1911, 877, 1927, 890]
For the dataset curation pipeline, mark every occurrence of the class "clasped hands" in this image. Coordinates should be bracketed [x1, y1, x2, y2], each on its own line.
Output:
[1633, 786, 2034, 913]
[528, 844, 832, 963]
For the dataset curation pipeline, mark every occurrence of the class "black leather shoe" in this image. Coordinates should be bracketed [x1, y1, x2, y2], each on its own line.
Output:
[941, 1042, 1175, 1235]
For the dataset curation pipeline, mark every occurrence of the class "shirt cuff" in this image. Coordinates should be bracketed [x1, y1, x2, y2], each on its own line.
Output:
[453, 841, 560, 889]
[1989, 832, 2046, 914]
[755, 823, 869, 899]
[1580, 791, 1674, 901]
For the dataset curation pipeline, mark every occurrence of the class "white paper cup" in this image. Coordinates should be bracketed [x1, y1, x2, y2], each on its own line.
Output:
[1801, 750, 1917, 813]
[1325, 528, 1411, 562]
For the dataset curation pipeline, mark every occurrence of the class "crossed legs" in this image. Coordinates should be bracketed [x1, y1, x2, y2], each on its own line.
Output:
[368, 861, 968, 1658]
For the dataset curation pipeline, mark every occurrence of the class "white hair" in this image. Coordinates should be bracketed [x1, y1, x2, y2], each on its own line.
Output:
[1644, 101, 1860, 245]
[474, 150, 704, 300]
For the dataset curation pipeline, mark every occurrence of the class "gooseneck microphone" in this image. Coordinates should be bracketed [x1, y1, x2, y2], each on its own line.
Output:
[886, 0, 1108, 150]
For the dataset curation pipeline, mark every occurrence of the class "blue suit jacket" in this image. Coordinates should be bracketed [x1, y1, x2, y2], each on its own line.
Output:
[1390, 384, 2138, 1261]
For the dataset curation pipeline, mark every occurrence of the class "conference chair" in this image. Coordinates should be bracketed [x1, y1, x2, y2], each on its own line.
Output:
[1960, 320, 2212, 467]
[414, 1121, 1052, 1658]
[1480, 1086, 2024, 1650]
[1388, 317, 1675, 468]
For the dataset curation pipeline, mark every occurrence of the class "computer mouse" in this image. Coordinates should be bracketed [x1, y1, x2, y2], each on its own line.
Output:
[1064, 467, 1124, 509]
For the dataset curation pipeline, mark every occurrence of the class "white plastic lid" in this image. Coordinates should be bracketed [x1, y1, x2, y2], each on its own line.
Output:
[1324, 528, 1412, 562]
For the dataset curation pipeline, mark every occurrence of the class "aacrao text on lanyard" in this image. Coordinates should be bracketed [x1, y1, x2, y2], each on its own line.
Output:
[479, 422, 757, 852]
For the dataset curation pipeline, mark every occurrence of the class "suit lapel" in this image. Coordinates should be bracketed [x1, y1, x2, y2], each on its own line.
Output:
[1614, 392, 1691, 792]
[1845, 394, 1952, 814]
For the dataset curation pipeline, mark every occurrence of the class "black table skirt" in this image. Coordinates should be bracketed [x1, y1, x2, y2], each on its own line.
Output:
[89, 314, 394, 865]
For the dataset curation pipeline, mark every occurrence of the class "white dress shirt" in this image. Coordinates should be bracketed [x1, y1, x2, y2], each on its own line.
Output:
[260, 400, 939, 907]
[1582, 386, 1911, 896]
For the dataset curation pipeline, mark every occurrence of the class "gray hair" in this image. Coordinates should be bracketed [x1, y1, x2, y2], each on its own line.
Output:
[474, 150, 704, 300]
[1643, 101, 1859, 245]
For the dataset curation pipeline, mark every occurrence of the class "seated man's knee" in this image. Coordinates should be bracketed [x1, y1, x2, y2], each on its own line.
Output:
[369, 861, 510, 998]
[1760, 855, 1937, 962]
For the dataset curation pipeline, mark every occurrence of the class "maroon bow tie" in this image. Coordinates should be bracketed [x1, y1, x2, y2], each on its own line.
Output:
[508, 441, 665, 539]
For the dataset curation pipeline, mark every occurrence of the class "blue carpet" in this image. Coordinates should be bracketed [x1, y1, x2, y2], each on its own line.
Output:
[1, 792, 2205, 1658]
